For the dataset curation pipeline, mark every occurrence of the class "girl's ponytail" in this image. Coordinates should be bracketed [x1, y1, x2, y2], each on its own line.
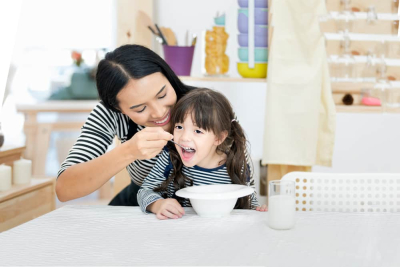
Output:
[225, 118, 251, 209]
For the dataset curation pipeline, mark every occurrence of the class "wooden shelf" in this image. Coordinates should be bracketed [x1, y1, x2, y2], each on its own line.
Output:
[336, 105, 400, 113]
[326, 0, 399, 13]
[179, 76, 267, 83]
[320, 19, 399, 35]
[336, 105, 381, 113]
[331, 82, 372, 93]
[326, 39, 400, 59]
[329, 63, 400, 82]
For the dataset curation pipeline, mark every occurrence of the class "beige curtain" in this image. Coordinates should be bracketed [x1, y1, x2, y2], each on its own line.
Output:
[262, 0, 336, 169]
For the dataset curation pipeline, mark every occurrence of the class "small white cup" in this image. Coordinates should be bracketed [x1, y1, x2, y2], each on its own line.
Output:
[268, 180, 296, 230]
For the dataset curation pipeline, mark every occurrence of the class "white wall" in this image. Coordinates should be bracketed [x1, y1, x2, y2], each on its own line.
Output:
[314, 113, 400, 173]
[14, 0, 116, 50]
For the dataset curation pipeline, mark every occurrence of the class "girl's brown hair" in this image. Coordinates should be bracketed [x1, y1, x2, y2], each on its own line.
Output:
[154, 88, 252, 209]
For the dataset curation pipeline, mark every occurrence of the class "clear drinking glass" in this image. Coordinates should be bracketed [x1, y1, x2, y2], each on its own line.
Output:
[361, 53, 377, 83]
[332, 34, 356, 82]
[268, 180, 296, 230]
[384, 86, 400, 109]
[374, 58, 400, 110]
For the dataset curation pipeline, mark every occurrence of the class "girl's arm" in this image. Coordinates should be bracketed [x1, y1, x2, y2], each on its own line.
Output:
[249, 181, 267, 211]
[137, 149, 171, 212]
[245, 150, 259, 208]
[56, 103, 172, 202]
[138, 150, 185, 219]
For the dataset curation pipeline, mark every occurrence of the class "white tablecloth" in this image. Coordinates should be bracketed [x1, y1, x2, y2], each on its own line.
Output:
[1, 205, 399, 266]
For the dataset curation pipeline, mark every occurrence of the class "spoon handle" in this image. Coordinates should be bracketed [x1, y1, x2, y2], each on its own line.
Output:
[169, 140, 184, 150]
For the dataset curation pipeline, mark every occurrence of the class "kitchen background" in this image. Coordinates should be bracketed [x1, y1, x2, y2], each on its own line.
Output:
[1, 0, 400, 206]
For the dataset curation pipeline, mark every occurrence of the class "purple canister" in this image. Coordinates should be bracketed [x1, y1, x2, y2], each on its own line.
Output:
[162, 45, 195, 76]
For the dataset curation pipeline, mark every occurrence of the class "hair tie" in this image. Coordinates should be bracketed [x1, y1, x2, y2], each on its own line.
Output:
[231, 119, 236, 123]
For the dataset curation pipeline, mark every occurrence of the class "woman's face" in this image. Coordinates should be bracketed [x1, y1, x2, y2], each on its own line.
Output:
[117, 72, 177, 130]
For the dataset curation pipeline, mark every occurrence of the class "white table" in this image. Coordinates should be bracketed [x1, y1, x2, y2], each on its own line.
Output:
[0, 206, 399, 266]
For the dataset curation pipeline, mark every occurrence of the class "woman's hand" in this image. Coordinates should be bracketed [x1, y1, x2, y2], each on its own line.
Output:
[256, 204, 268, 212]
[127, 127, 173, 160]
[148, 198, 185, 220]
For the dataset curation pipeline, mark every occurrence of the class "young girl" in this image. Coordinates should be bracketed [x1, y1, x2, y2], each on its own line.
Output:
[138, 88, 267, 219]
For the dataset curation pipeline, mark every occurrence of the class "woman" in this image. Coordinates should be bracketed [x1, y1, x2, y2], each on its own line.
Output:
[56, 44, 195, 206]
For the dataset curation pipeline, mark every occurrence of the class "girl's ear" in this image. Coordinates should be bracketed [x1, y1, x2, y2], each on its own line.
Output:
[214, 130, 228, 146]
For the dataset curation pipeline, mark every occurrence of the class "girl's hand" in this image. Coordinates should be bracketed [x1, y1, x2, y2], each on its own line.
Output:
[127, 127, 173, 160]
[256, 204, 268, 212]
[149, 198, 185, 220]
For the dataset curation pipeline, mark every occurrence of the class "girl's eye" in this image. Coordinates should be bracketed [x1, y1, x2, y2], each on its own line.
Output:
[137, 106, 146, 113]
[195, 129, 203, 134]
[158, 93, 167, 99]
[175, 125, 183, 130]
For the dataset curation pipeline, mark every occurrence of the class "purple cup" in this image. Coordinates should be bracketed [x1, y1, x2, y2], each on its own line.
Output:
[238, 0, 268, 8]
[238, 34, 268, 47]
[238, 9, 268, 26]
[163, 45, 195, 76]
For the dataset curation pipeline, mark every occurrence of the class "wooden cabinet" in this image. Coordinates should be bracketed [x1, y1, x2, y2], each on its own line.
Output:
[0, 146, 56, 232]
[0, 178, 56, 232]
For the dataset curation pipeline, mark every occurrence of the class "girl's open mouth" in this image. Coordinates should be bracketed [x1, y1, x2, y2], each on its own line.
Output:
[181, 146, 196, 161]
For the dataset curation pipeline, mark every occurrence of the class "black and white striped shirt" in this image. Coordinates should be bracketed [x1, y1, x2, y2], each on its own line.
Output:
[58, 102, 257, 204]
[57, 102, 159, 186]
[138, 149, 259, 213]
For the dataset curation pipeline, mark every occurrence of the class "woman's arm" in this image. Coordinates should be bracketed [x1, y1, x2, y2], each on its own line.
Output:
[56, 104, 172, 202]
[56, 141, 135, 201]
[57, 128, 172, 202]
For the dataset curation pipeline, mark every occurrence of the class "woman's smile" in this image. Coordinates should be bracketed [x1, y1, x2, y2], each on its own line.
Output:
[153, 110, 171, 126]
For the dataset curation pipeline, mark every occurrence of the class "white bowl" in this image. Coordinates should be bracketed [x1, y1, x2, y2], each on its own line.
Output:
[175, 184, 254, 218]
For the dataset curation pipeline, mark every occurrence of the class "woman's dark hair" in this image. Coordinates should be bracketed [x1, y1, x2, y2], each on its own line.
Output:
[96, 44, 194, 112]
[155, 88, 252, 209]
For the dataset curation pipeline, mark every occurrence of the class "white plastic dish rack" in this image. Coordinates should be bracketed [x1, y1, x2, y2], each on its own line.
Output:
[281, 172, 400, 212]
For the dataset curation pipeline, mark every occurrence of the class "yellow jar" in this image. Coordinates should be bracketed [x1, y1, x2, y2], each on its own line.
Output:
[205, 26, 229, 75]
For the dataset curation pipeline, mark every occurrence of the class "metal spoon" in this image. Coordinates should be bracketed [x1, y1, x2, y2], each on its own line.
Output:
[169, 140, 195, 152]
